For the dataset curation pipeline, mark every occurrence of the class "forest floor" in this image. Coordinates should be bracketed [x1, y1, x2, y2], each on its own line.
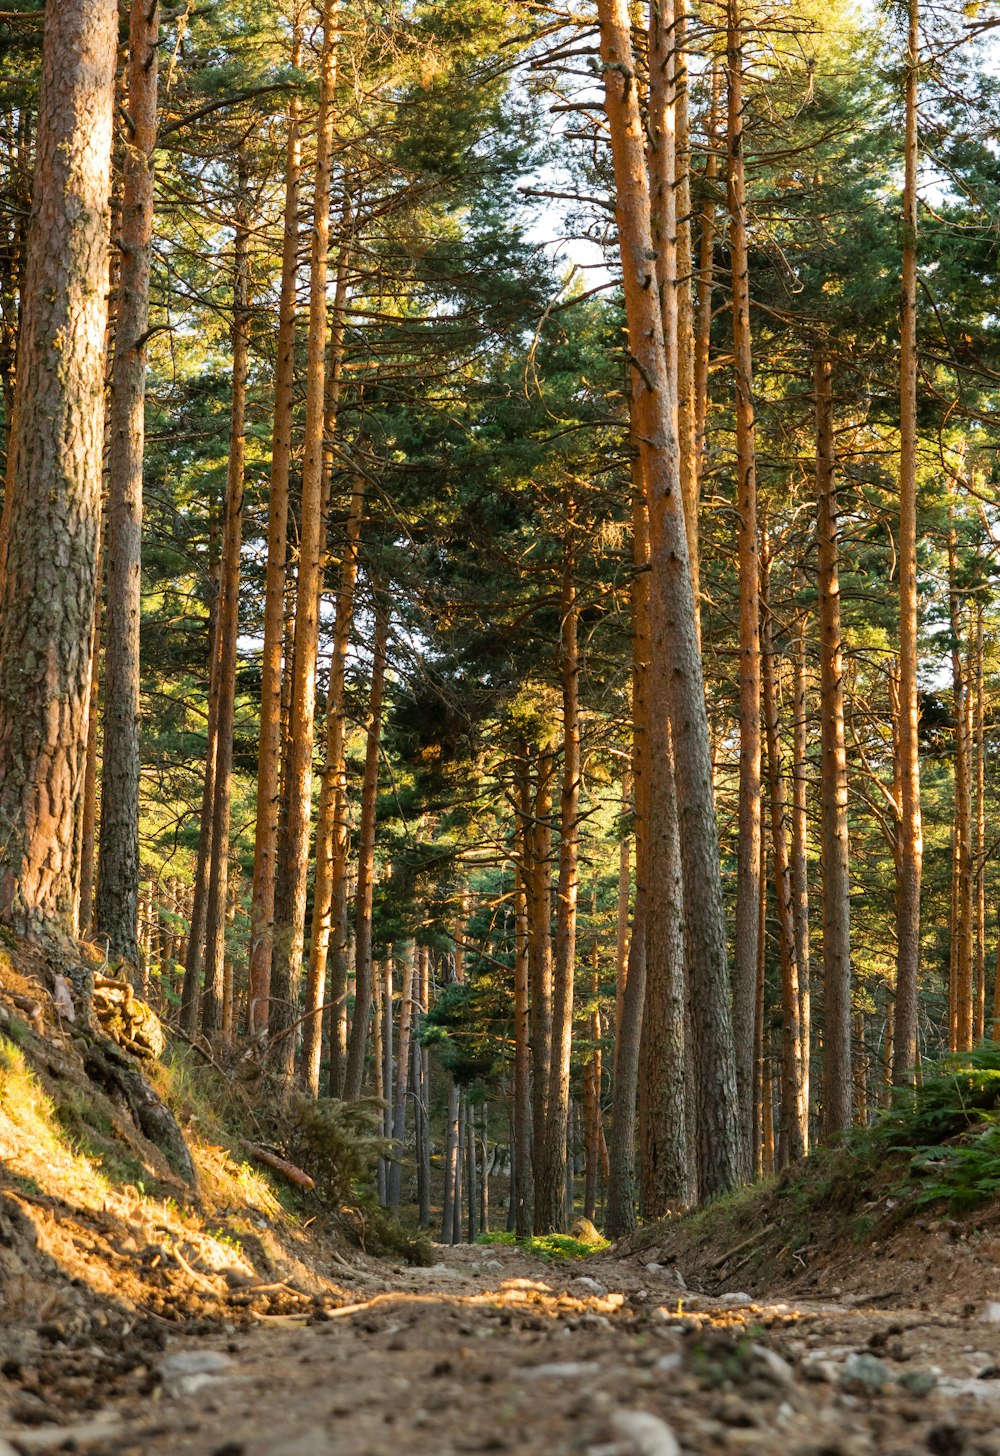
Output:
[4, 944, 1000, 1455]
[4, 1229, 1000, 1456]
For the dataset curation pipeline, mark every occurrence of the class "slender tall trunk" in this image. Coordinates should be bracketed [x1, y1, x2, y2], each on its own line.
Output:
[201, 166, 250, 1039]
[599, 0, 742, 1195]
[0, 0, 116, 938]
[674, 0, 699, 619]
[694, 55, 722, 492]
[270, 2, 339, 1076]
[248, 21, 302, 1037]
[727, 0, 762, 1169]
[528, 749, 555, 1189]
[948, 514, 973, 1051]
[791, 573, 810, 1118]
[415, 949, 432, 1227]
[642, 0, 693, 1215]
[639, 708, 691, 1212]
[584, 916, 601, 1224]
[388, 943, 414, 1208]
[513, 762, 534, 1237]
[96, 0, 159, 965]
[893, 0, 923, 1084]
[342, 601, 389, 1100]
[614, 766, 631, 1078]
[815, 355, 852, 1136]
[78, 522, 104, 936]
[302, 474, 365, 1093]
[181, 483, 224, 1029]
[761, 532, 806, 1163]
[536, 544, 580, 1232]
[975, 600, 986, 1041]
[607, 446, 649, 1237]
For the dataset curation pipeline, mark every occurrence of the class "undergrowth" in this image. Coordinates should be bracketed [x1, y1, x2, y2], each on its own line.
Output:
[875, 1043, 1000, 1209]
[477, 1230, 610, 1259]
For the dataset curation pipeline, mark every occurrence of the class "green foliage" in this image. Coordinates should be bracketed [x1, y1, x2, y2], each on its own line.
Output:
[875, 1044, 1000, 1208]
[476, 1230, 610, 1260]
[284, 1094, 390, 1207]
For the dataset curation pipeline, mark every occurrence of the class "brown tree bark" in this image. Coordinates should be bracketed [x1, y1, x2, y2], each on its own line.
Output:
[536, 540, 580, 1232]
[528, 748, 555, 1191]
[975, 600, 986, 1041]
[388, 943, 414, 1209]
[815, 355, 852, 1136]
[270, 2, 340, 1077]
[95, 0, 159, 966]
[78, 520, 104, 937]
[247, 20, 303, 1039]
[727, 0, 762, 1170]
[598, 0, 743, 1198]
[893, 0, 923, 1084]
[791, 570, 810, 1118]
[180, 500, 224, 1030]
[513, 755, 534, 1237]
[342, 600, 389, 1101]
[200, 163, 250, 1040]
[607, 446, 649, 1237]
[948, 512, 973, 1051]
[761, 530, 806, 1164]
[302, 473, 365, 1094]
[694, 54, 722, 494]
[0, 0, 117, 939]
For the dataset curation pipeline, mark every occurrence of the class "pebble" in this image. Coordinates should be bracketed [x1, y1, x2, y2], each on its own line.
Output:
[159, 1348, 235, 1396]
[717, 1292, 753, 1307]
[840, 1353, 892, 1392]
[569, 1276, 609, 1297]
[5, 1415, 123, 1450]
[980, 1302, 1000, 1323]
[897, 1367, 938, 1394]
[516, 1360, 602, 1381]
[750, 1344, 795, 1387]
[609, 1409, 682, 1456]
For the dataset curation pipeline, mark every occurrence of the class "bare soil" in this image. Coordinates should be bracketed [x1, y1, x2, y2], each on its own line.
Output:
[4, 1235, 1000, 1455]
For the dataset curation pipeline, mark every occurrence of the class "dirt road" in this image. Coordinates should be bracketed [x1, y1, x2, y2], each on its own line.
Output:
[5, 1241, 1000, 1455]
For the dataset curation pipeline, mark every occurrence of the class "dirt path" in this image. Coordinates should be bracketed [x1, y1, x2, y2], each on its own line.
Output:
[5, 1241, 1000, 1455]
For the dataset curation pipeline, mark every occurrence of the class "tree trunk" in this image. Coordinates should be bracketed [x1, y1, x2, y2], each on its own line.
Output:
[95, 0, 159, 967]
[694, 54, 722, 493]
[342, 600, 389, 1100]
[180, 497, 224, 1030]
[513, 759, 534, 1237]
[893, 0, 923, 1085]
[606, 444, 649, 1237]
[302, 473, 365, 1093]
[815, 354, 852, 1137]
[596, 0, 743, 1198]
[727, 0, 762, 1172]
[0, 0, 117, 939]
[948, 512, 973, 1051]
[270, 2, 339, 1077]
[761, 530, 806, 1164]
[247, 22, 302, 1038]
[201, 163, 250, 1040]
[791, 571, 810, 1120]
[78, 520, 104, 937]
[536, 543, 580, 1232]
[388, 943, 414, 1209]
[528, 749, 555, 1192]
[975, 600, 986, 1041]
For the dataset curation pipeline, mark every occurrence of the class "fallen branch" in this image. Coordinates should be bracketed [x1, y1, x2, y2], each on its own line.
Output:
[241, 1140, 315, 1190]
[710, 1223, 775, 1269]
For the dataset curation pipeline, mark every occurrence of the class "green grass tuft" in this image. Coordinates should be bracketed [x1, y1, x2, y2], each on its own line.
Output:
[476, 1230, 610, 1259]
